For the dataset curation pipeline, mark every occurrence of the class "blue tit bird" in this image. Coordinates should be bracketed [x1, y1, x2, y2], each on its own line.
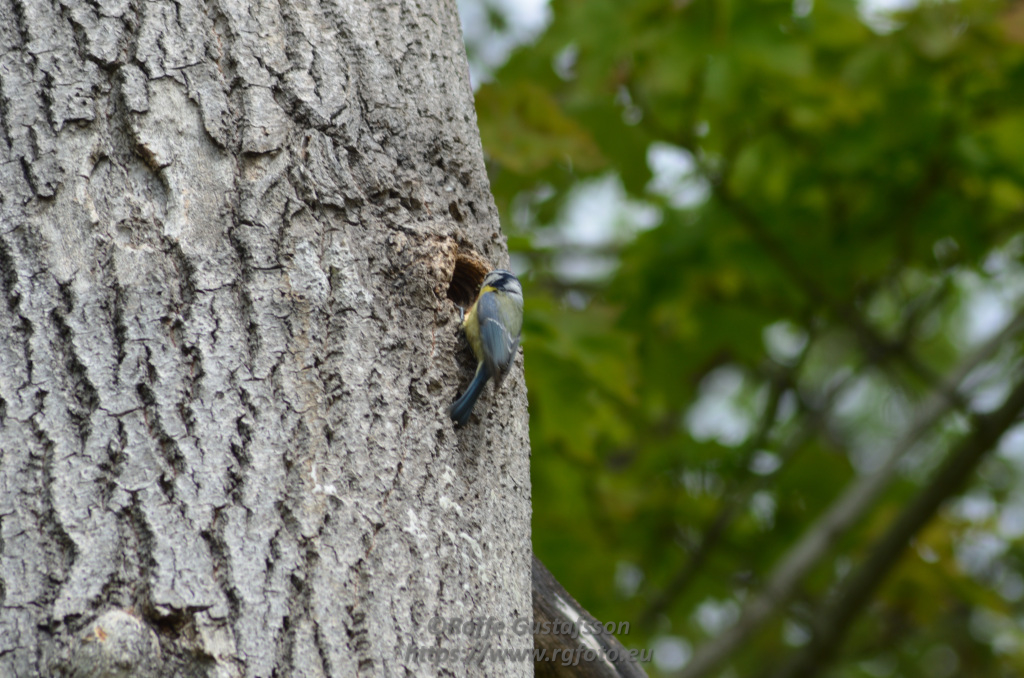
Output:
[448, 269, 524, 427]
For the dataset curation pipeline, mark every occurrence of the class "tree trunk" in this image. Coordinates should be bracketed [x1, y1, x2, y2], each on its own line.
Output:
[0, 0, 532, 676]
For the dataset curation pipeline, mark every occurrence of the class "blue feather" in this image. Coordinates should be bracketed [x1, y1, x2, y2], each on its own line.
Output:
[447, 363, 491, 427]
[477, 291, 520, 386]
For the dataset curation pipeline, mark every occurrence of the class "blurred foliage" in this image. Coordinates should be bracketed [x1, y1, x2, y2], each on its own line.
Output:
[469, 1, 1024, 676]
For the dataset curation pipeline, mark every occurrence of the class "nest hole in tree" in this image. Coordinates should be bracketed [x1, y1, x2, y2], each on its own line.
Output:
[446, 251, 491, 309]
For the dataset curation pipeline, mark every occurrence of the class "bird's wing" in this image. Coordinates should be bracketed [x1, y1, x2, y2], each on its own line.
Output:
[477, 291, 518, 383]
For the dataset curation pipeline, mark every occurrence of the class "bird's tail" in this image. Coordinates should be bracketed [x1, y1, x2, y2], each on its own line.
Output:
[448, 364, 490, 427]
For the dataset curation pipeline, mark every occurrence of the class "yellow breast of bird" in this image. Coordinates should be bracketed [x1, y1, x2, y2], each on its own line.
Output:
[462, 285, 497, 363]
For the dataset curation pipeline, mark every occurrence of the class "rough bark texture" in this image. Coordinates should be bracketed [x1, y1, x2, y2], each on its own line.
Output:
[532, 557, 649, 678]
[0, 0, 532, 676]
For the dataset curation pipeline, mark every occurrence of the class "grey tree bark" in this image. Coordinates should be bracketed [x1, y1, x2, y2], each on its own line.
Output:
[0, 1, 532, 676]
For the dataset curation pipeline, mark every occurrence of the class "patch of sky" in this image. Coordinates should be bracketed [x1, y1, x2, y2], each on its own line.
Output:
[997, 423, 1024, 466]
[652, 636, 692, 673]
[997, 568, 1024, 603]
[694, 598, 740, 636]
[969, 608, 1022, 655]
[953, 236, 1024, 349]
[857, 0, 919, 34]
[686, 366, 764, 447]
[784, 619, 810, 647]
[952, 492, 997, 524]
[750, 491, 777, 529]
[615, 561, 644, 598]
[647, 142, 711, 210]
[833, 373, 909, 473]
[955, 529, 1007, 578]
[749, 450, 783, 476]
[763, 320, 809, 366]
[530, 174, 660, 284]
[457, 0, 552, 87]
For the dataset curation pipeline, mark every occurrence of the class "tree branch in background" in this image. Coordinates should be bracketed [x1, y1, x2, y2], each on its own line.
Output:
[533, 556, 649, 678]
[768, 370, 1024, 678]
[714, 182, 959, 400]
[644, 288, 977, 626]
[644, 292, 977, 626]
[674, 310, 1024, 678]
[642, 366, 811, 625]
